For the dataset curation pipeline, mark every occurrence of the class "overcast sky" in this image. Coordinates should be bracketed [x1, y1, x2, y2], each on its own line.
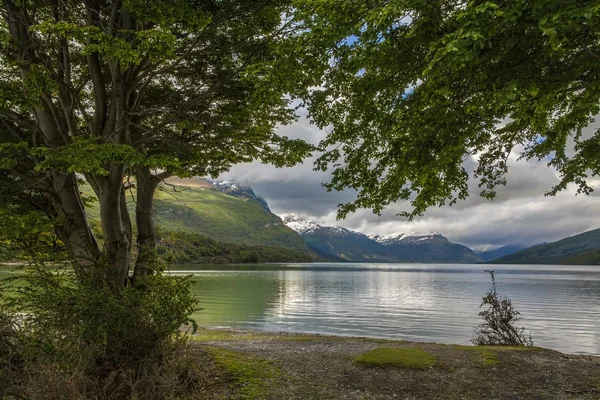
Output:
[219, 111, 600, 249]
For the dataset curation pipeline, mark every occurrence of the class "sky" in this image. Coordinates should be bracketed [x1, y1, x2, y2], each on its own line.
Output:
[219, 110, 600, 249]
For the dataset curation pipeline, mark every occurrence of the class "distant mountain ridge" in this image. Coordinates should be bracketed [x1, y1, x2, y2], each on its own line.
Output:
[284, 217, 481, 263]
[372, 233, 482, 264]
[283, 217, 394, 262]
[477, 244, 528, 262]
[490, 228, 600, 265]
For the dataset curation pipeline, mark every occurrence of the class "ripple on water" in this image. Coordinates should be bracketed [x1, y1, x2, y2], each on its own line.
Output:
[183, 263, 600, 355]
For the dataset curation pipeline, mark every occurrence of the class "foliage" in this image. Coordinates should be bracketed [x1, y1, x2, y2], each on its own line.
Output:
[0, 0, 311, 179]
[1, 263, 201, 399]
[0, 206, 66, 262]
[354, 347, 436, 369]
[292, 0, 600, 219]
[157, 230, 313, 264]
[473, 271, 533, 346]
[0, 0, 314, 283]
[0, 310, 23, 399]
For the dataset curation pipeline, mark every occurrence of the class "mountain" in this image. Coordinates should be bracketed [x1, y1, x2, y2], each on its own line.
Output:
[165, 177, 271, 212]
[83, 179, 312, 263]
[283, 217, 395, 262]
[209, 179, 271, 212]
[476, 244, 529, 262]
[473, 245, 502, 254]
[372, 233, 482, 263]
[285, 218, 482, 263]
[491, 228, 600, 265]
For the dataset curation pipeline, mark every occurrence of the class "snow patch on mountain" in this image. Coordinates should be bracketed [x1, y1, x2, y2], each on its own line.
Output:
[473, 245, 503, 254]
[211, 180, 239, 190]
[282, 216, 364, 237]
[370, 232, 444, 245]
[208, 179, 271, 212]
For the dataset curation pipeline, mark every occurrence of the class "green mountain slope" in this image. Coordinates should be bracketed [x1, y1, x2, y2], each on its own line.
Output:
[491, 228, 600, 264]
[157, 230, 312, 264]
[83, 183, 311, 262]
[152, 187, 308, 252]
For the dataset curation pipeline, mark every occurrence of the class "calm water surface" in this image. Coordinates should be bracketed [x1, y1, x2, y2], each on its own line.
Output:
[170, 263, 600, 355]
[1, 263, 598, 354]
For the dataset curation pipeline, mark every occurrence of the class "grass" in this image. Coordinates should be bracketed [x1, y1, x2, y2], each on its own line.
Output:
[208, 348, 279, 400]
[354, 347, 436, 369]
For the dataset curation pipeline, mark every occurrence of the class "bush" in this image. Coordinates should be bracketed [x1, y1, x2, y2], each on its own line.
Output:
[1, 263, 203, 399]
[0, 311, 24, 399]
[473, 270, 533, 347]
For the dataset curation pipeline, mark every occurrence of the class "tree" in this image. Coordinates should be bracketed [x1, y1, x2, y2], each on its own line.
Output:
[0, 0, 312, 285]
[293, 0, 600, 219]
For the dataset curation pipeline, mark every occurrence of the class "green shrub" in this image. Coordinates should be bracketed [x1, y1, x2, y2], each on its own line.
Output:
[1, 263, 202, 399]
[473, 270, 533, 346]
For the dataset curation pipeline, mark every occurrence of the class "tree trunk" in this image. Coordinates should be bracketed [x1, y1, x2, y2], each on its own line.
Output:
[133, 166, 159, 280]
[96, 164, 131, 286]
[50, 171, 101, 272]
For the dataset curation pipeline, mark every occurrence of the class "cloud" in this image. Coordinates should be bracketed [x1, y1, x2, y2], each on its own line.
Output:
[219, 113, 600, 248]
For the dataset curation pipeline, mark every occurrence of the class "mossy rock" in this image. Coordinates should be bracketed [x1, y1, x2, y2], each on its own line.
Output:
[354, 347, 435, 370]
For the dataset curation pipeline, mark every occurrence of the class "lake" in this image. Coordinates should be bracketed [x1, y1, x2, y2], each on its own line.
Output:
[2, 263, 599, 355]
[172, 263, 600, 355]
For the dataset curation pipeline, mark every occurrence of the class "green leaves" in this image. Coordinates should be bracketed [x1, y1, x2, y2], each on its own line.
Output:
[295, 0, 600, 219]
[32, 139, 143, 175]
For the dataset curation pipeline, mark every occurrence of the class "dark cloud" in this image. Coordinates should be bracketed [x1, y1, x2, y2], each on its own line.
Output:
[220, 114, 600, 248]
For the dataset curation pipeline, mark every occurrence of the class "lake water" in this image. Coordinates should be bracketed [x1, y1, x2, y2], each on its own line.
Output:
[2, 263, 599, 355]
[171, 263, 600, 355]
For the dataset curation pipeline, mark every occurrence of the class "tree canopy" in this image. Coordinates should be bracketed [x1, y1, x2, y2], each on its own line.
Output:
[0, 0, 312, 283]
[294, 0, 600, 219]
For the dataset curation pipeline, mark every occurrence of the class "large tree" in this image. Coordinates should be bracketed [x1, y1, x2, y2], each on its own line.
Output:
[0, 0, 312, 285]
[293, 0, 600, 219]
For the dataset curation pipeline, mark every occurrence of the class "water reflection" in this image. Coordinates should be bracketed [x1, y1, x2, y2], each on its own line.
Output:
[177, 263, 600, 355]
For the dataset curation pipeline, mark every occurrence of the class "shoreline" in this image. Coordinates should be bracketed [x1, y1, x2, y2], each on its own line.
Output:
[190, 327, 600, 399]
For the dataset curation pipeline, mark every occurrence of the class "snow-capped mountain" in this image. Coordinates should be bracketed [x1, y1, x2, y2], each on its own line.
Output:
[371, 231, 481, 263]
[371, 232, 444, 245]
[284, 217, 482, 263]
[284, 216, 362, 236]
[472, 245, 503, 254]
[283, 216, 395, 262]
[209, 179, 271, 212]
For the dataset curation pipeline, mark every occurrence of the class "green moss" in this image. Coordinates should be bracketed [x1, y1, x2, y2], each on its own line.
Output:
[354, 348, 436, 369]
[452, 345, 538, 366]
[209, 347, 278, 399]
